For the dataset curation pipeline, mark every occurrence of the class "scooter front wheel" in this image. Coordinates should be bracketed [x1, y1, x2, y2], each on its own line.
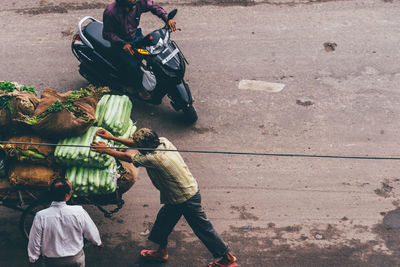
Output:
[182, 105, 198, 124]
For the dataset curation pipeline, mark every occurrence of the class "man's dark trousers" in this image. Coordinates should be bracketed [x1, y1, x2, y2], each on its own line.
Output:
[148, 190, 230, 258]
[115, 29, 144, 82]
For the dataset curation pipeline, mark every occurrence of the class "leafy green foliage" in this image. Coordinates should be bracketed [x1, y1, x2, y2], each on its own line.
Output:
[0, 81, 16, 92]
[48, 100, 64, 113]
[27, 90, 92, 125]
[20, 85, 36, 95]
[67, 89, 90, 101]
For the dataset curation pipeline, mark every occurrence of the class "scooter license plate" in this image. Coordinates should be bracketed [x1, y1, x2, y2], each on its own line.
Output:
[162, 48, 179, 65]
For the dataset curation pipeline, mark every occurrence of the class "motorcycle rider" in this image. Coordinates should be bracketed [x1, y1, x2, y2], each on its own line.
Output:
[103, 0, 177, 100]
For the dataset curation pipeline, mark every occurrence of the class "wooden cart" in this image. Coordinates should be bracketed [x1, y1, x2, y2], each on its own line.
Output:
[0, 179, 127, 240]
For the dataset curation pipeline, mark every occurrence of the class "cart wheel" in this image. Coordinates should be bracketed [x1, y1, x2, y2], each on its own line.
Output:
[20, 201, 51, 240]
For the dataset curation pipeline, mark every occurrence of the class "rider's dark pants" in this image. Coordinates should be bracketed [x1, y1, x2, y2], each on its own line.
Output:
[115, 29, 144, 82]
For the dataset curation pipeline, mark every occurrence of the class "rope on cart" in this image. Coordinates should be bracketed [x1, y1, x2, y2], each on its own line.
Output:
[1, 140, 400, 161]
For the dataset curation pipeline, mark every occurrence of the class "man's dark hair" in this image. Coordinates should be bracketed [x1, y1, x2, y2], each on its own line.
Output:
[50, 178, 71, 201]
[132, 128, 161, 155]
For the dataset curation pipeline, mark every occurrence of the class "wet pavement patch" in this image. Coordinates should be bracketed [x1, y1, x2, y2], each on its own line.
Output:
[374, 180, 394, 198]
[373, 209, 400, 262]
[383, 209, 400, 229]
[230, 205, 259, 220]
[192, 126, 217, 134]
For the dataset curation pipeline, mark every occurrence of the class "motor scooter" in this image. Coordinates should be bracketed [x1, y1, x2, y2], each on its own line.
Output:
[71, 9, 197, 123]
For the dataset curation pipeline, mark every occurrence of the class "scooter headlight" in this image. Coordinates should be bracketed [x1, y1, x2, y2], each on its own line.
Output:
[146, 38, 165, 55]
[146, 30, 170, 55]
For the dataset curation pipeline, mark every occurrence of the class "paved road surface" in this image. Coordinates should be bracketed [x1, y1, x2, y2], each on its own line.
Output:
[1, 0, 400, 266]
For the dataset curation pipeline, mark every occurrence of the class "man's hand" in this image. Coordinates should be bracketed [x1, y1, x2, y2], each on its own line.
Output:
[96, 129, 113, 140]
[123, 43, 135, 55]
[91, 141, 109, 154]
[168, 19, 177, 32]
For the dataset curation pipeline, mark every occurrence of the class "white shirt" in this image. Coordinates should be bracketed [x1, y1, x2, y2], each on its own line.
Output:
[28, 201, 102, 263]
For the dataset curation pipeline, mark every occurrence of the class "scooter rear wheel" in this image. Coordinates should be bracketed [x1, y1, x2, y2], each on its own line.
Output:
[183, 105, 198, 124]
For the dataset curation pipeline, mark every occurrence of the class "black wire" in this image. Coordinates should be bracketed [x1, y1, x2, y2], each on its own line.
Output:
[1, 140, 400, 160]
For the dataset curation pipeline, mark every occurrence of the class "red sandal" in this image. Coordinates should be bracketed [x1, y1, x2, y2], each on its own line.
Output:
[140, 249, 168, 263]
[208, 253, 237, 267]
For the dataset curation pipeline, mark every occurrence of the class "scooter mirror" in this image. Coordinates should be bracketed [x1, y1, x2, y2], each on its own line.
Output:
[168, 9, 177, 20]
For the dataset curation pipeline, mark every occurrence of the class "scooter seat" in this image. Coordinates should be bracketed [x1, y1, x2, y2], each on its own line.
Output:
[83, 21, 112, 51]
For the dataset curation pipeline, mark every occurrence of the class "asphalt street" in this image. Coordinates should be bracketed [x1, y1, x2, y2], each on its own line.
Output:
[1, 0, 400, 266]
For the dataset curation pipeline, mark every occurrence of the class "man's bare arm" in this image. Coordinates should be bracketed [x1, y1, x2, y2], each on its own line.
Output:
[96, 129, 136, 147]
[91, 141, 133, 162]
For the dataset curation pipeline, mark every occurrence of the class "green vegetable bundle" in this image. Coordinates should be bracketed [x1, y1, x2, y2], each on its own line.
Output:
[113, 120, 137, 148]
[65, 160, 118, 197]
[54, 126, 114, 168]
[95, 95, 133, 136]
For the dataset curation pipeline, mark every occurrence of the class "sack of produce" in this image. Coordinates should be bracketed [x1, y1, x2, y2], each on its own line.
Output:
[116, 149, 139, 194]
[55, 126, 115, 168]
[85, 84, 111, 102]
[28, 87, 99, 138]
[0, 150, 7, 179]
[95, 94, 133, 136]
[65, 159, 118, 197]
[1, 136, 54, 166]
[9, 163, 63, 187]
[0, 81, 39, 133]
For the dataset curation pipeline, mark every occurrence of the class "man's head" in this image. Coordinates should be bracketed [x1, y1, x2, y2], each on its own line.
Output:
[50, 178, 72, 202]
[116, 0, 136, 8]
[132, 128, 160, 154]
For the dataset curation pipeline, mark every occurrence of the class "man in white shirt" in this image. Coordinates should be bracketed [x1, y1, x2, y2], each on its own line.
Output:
[28, 178, 103, 266]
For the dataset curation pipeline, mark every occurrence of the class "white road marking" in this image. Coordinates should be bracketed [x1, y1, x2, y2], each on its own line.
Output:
[238, 80, 285, 93]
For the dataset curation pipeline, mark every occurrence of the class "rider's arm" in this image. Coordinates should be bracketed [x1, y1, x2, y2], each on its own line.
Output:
[140, 0, 169, 23]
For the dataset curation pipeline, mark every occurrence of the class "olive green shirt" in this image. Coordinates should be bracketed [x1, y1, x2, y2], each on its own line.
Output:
[131, 137, 198, 204]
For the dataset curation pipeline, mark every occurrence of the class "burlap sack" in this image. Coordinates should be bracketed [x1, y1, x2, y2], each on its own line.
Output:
[1, 136, 54, 166]
[0, 90, 38, 130]
[117, 150, 139, 194]
[9, 91, 39, 122]
[32, 88, 97, 138]
[85, 84, 111, 102]
[9, 164, 62, 187]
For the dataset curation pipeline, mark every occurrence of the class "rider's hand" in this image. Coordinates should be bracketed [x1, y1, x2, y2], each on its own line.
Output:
[96, 129, 113, 139]
[168, 19, 177, 32]
[90, 141, 108, 153]
[123, 43, 134, 55]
